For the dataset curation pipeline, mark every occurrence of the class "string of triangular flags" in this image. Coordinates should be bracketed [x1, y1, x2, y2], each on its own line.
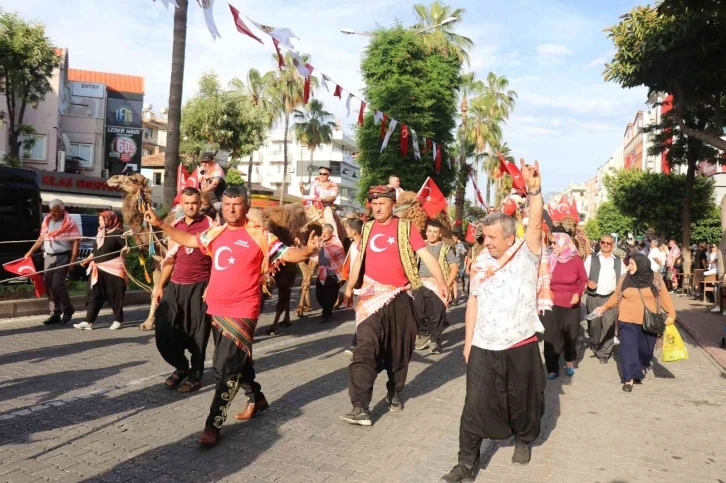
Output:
[152, 0, 451, 172]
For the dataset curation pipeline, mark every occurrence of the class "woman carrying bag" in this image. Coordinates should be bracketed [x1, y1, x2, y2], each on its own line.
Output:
[594, 254, 676, 392]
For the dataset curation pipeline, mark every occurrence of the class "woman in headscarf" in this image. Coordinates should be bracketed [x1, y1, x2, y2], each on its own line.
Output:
[595, 254, 676, 392]
[74, 211, 127, 330]
[541, 232, 587, 379]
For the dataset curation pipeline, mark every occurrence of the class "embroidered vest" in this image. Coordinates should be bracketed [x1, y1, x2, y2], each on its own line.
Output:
[437, 243, 451, 277]
[356, 219, 422, 290]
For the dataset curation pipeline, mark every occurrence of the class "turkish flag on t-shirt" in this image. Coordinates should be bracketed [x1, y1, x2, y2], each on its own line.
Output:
[3, 257, 46, 297]
[416, 177, 448, 218]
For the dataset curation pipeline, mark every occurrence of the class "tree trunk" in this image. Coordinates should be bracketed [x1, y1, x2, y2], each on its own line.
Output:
[280, 111, 290, 205]
[681, 156, 697, 275]
[162, 0, 188, 208]
[247, 153, 254, 198]
[454, 118, 467, 225]
[485, 178, 491, 207]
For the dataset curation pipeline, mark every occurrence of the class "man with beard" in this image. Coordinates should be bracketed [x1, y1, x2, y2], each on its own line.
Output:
[153, 187, 214, 393]
[413, 219, 458, 354]
[144, 186, 318, 447]
[340, 186, 449, 426]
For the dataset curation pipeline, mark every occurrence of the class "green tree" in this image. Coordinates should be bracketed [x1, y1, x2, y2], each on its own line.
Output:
[412, 1, 473, 66]
[162, 0, 189, 207]
[0, 10, 59, 163]
[225, 168, 245, 187]
[293, 98, 336, 174]
[605, 2, 726, 152]
[454, 73, 483, 224]
[179, 72, 268, 163]
[690, 206, 722, 245]
[583, 217, 603, 241]
[356, 26, 460, 204]
[590, 202, 635, 240]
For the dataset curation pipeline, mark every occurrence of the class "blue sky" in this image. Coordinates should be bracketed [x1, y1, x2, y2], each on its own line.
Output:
[7, 0, 650, 195]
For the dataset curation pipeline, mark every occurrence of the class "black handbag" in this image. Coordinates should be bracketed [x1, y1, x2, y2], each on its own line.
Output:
[635, 282, 666, 335]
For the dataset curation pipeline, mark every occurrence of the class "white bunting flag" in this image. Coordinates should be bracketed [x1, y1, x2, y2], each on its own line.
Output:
[381, 119, 398, 153]
[373, 110, 384, 125]
[346, 93, 354, 117]
[155, 0, 179, 8]
[411, 129, 421, 161]
[291, 53, 311, 78]
[432, 142, 437, 161]
[198, 0, 220, 40]
[321, 74, 331, 92]
[248, 18, 298, 49]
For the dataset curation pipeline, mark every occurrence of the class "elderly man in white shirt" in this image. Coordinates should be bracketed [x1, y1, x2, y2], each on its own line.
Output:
[584, 234, 627, 363]
[647, 239, 665, 272]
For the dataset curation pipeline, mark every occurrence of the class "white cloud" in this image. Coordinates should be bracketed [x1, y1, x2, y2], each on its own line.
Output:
[535, 43, 573, 57]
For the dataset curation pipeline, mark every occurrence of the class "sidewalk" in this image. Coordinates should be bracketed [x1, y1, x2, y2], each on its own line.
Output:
[673, 294, 726, 369]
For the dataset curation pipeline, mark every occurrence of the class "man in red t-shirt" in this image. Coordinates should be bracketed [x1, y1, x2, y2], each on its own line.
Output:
[145, 186, 318, 448]
[340, 186, 449, 426]
[153, 187, 214, 394]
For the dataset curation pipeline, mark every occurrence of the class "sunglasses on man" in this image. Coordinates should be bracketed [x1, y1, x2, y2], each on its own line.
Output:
[600, 240, 613, 246]
[319, 172, 329, 176]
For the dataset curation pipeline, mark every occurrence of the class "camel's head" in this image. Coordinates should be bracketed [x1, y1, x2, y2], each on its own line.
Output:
[107, 173, 149, 194]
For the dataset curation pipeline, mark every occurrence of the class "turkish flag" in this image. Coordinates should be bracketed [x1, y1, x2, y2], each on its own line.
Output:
[358, 101, 366, 126]
[497, 152, 527, 193]
[416, 177, 448, 218]
[3, 257, 46, 298]
[465, 223, 476, 244]
[228, 4, 263, 44]
[569, 196, 579, 219]
[334, 85, 343, 99]
[400, 124, 409, 157]
[173, 164, 199, 206]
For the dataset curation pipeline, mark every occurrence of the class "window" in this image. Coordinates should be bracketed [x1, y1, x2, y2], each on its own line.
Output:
[144, 127, 153, 140]
[153, 172, 162, 186]
[69, 143, 93, 168]
[142, 149, 150, 157]
[19, 134, 46, 161]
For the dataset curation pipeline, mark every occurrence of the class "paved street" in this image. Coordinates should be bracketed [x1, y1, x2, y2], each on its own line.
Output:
[1, 292, 725, 483]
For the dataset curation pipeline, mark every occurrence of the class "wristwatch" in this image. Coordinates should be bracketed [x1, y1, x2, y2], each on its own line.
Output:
[528, 187, 542, 196]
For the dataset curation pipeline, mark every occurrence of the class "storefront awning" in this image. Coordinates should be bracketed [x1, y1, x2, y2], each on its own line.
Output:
[41, 191, 122, 210]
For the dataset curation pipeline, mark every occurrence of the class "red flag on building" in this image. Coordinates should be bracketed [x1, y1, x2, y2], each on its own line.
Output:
[465, 223, 476, 244]
[333, 85, 343, 99]
[497, 152, 527, 193]
[228, 4, 263, 43]
[400, 124, 409, 157]
[358, 101, 366, 126]
[416, 177, 448, 218]
[3, 257, 46, 298]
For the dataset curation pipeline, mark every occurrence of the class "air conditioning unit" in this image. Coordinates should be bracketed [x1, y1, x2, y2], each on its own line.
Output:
[57, 151, 66, 172]
[287, 165, 295, 174]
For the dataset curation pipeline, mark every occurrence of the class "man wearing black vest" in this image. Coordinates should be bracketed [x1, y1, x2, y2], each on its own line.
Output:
[584, 234, 626, 363]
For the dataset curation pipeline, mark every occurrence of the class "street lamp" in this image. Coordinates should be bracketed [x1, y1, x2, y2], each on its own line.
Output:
[417, 16, 458, 34]
[340, 28, 372, 37]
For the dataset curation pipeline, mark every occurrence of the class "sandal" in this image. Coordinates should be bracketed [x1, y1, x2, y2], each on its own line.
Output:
[178, 378, 202, 393]
[165, 370, 188, 389]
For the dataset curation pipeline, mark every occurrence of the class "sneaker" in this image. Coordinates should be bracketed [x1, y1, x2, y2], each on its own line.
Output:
[711, 306, 721, 313]
[73, 322, 93, 330]
[340, 407, 372, 426]
[429, 339, 441, 354]
[441, 463, 475, 482]
[599, 357, 609, 364]
[415, 335, 431, 350]
[512, 442, 531, 465]
[386, 392, 403, 412]
[42, 314, 61, 326]
[109, 321, 122, 330]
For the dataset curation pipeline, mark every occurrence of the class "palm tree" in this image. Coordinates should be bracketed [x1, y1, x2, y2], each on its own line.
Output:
[412, 1, 474, 65]
[454, 72, 484, 223]
[163, 0, 189, 208]
[293, 99, 336, 181]
[266, 52, 316, 204]
[232, 68, 278, 197]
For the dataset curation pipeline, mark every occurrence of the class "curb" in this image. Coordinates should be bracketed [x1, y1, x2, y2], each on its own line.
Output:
[0, 290, 150, 320]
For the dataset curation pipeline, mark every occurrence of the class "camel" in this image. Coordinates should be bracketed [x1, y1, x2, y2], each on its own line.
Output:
[107, 173, 322, 333]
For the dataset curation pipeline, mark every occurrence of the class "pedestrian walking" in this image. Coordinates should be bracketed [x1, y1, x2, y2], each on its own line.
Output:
[23, 199, 80, 325]
[648, 239, 665, 273]
[75, 211, 126, 331]
[594, 254, 676, 392]
[452, 232, 468, 303]
[665, 239, 681, 292]
[413, 219, 458, 354]
[153, 187, 214, 393]
[144, 186, 318, 447]
[584, 234, 626, 364]
[341, 217, 363, 357]
[442, 160, 550, 482]
[316, 223, 346, 322]
[340, 186, 449, 426]
[541, 232, 587, 379]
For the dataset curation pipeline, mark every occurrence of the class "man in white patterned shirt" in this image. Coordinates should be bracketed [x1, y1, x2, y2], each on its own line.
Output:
[443, 160, 546, 482]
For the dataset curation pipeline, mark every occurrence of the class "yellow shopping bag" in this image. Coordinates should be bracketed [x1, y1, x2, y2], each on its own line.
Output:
[662, 324, 689, 362]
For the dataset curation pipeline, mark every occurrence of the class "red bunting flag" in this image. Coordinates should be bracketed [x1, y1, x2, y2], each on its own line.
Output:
[272, 39, 285, 69]
[465, 223, 476, 244]
[228, 4, 263, 43]
[434, 144, 442, 173]
[380, 114, 388, 140]
[334, 85, 343, 99]
[358, 101, 366, 126]
[497, 152, 527, 193]
[416, 177, 448, 218]
[3, 257, 46, 298]
[425, 138, 432, 155]
[400, 124, 409, 157]
[303, 63, 313, 104]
